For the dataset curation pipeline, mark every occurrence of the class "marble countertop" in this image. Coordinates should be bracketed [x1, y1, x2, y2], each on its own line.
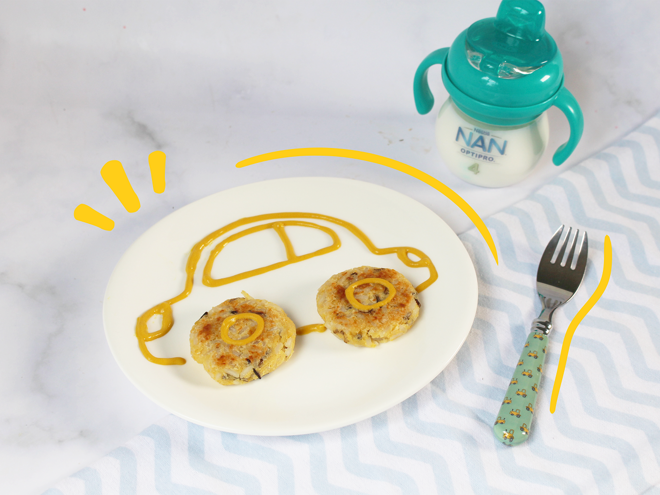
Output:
[2, 1, 659, 493]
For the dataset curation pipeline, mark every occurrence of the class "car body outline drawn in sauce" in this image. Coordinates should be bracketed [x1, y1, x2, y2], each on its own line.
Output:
[135, 212, 439, 365]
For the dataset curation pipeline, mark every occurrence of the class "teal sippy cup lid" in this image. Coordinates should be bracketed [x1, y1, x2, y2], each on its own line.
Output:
[467, 0, 557, 80]
[449, 0, 562, 108]
[413, 0, 584, 165]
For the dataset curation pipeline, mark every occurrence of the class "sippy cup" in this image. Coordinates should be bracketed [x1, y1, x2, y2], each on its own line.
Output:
[413, 0, 583, 187]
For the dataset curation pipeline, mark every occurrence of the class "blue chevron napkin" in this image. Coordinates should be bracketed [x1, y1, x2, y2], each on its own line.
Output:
[45, 113, 660, 494]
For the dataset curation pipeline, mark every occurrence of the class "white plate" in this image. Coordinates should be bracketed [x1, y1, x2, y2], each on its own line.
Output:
[104, 177, 478, 435]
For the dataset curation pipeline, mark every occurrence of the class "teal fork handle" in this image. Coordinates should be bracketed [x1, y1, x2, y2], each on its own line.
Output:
[413, 48, 449, 115]
[493, 330, 548, 446]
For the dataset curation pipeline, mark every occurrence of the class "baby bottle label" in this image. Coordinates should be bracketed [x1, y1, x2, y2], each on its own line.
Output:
[434, 99, 550, 187]
[455, 126, 508, 167]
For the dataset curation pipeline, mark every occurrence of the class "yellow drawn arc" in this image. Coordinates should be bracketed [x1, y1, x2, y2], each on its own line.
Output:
[236, 148, 498, 264]
[549, 235, 612, 414]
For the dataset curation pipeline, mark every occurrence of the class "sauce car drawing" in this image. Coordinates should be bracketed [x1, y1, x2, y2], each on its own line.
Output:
[135, 212, 439, 365]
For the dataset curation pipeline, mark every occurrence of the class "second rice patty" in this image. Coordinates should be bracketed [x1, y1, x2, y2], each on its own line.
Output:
[316, 266, 421, 347]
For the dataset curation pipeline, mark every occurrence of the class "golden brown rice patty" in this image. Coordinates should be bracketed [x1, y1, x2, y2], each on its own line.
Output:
[316, 266, 421, 347]
[190, 297, 296, 385]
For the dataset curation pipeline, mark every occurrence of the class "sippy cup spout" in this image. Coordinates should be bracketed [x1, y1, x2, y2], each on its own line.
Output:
[466, 0, 555, 79]
[494, 0, 546, 42]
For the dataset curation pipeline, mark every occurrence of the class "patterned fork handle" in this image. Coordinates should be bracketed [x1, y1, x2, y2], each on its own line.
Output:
[493, 329, 548, 446]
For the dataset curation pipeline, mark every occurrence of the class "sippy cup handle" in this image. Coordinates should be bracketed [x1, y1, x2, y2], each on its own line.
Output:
[413, 48, 449, 115]
[551, 86, 584, 165]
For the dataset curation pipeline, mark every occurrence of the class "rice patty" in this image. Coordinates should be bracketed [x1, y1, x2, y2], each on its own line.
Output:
[316, 266, 421, 347]
[190, 298, 296, 385]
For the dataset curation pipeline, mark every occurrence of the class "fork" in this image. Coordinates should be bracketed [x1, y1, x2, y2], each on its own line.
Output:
[493, 225, 588, 446]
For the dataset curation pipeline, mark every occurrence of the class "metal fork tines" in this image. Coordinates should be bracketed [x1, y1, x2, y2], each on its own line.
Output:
[533, 225, 589, 335]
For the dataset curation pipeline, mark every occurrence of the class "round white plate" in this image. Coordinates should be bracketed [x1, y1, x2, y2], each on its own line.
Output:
[104, 177, 478, 435]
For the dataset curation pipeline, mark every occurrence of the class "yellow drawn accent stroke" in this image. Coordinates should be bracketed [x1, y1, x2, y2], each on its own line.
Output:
[74, 204, 115, 231]
[550, 235, 612, 414]
[148, 151, 167, 194]
[101, 160, 141, 213]
[236, 148, 498, 264]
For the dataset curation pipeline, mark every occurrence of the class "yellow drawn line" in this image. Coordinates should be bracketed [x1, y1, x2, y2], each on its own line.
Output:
[236, 148, 498, 264]
[101, 160, 141, 213]
[550, 235, 612, 413]
[74, 204, 115, 231]
[149, 151, 167, 194]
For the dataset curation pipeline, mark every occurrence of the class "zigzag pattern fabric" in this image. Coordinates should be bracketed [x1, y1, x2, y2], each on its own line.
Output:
[45, 113, 660, 494]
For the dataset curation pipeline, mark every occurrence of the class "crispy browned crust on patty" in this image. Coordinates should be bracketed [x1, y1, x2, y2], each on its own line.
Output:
[316, 266, 421, 347]
[190, 297, 296, 385]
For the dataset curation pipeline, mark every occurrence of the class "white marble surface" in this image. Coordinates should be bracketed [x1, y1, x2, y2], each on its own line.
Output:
[1, 0, 659, 493]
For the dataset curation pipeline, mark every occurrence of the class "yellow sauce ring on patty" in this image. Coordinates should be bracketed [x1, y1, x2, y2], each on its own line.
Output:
[220, 313, 264, 345]
[345, 278, 396, 312]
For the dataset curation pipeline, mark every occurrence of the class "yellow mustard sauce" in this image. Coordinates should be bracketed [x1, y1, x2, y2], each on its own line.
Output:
[220, 313, 264, 345]
[135, 212, 438, 365]
[345, 278, 396, 311]
[296, 324, 328, 335]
